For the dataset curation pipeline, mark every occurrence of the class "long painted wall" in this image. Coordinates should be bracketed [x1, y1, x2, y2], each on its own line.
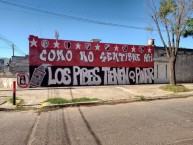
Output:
[1, 46, 193, 88]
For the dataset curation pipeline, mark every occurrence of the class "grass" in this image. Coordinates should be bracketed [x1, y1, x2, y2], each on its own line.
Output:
[8, 98, 14, 103]
[8, 97, 24, 104]
[160, 84, 190, 93]
[8, 97, 28, 111]
[71, 97, 99, 103]
[134, 95, 145, 100]
[15, 106, 38, 111]
[0, 96, 8, 98]
[45, 97, 99, 104]
[45, 98, 69, 104]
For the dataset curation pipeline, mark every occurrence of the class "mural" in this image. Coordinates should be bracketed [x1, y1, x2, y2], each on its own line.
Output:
[29, 35, 154, 87]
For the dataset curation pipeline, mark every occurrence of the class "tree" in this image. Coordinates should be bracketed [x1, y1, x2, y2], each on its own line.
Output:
[183, 18, 193, 37]
[147, 0, 193, 85]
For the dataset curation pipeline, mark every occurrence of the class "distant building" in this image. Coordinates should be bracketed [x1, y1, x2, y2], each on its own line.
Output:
[0, 58, 11, 76]
[9, 55, 29, 75]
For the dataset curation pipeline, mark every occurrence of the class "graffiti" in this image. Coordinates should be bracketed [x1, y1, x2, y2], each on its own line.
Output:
[16, 72, 30, 88]
[48, 67, 71, 85]
[80, 51, 94, 62]
[31, 66, 154, 87]
[29, 35, 154, 87]
[144, 54, 153, 62]
[41, 40, 49, 48]
[39, 50, 73, 62]
[100, 52, 141, 62]
[29, 64, 51, 87]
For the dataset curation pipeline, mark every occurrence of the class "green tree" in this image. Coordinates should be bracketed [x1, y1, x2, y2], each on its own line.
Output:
[183, 18, 193, 37]
[147, 0, 193, 85]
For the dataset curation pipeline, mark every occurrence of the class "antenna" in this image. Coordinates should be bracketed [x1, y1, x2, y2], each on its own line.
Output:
[55, 30, 59, 40]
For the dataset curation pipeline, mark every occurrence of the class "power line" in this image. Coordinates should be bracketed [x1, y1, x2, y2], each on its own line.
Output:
[4, 0, 149, 21]
[0, 0, 149, 30]
[0, 47, 12, 49]
[1, 0, 150, 23]
[0, 34, 26, 56]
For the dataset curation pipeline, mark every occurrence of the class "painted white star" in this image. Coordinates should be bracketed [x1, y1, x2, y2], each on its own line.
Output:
[30, 38, 37, 47]
[76, 43, 81, 49]
[148, 47, 152, 53]
[54, 41, 59, 48]
[114, 45, 119, 52]
[95, 44, 100, 50]
[131, 46, 136, 52]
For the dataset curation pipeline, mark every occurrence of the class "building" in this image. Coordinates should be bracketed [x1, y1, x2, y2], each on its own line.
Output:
[1, 46, 193, 84]
[9, 55, 29, 75]
[154, 47, 193, 83]
[0, 58, 12, 76]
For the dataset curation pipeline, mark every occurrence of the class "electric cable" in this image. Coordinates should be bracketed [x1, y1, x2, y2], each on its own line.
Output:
[0, 0, 154, 31]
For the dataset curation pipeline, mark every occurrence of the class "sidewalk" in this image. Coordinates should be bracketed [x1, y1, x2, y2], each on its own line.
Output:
[1, 84, 193, 110]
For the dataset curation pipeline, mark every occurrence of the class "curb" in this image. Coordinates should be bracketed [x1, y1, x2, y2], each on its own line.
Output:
[41, 93, 193, 109]
[1, 93, 193, 110]
[0, 100, 22, 111]
[41, 101, 102, 109]
[0, 100, 7, 106]
[0, 108, 14, 111]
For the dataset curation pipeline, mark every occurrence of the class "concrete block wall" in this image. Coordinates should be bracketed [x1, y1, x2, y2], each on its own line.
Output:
[0, 56, 29, 89]
[154, 47, 193, 83]
[154, 61, 169, 84]
[175, 51, 193, 83]
[154, 47, 169, 84]
[0, 77, 16, 88]
[10, 55, 29, 75]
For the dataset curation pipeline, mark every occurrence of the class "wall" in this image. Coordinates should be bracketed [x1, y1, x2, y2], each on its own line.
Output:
[154, 47, 169, 83]
[0, 56, 29, 89]
[0, 77, 16, 88]
[29, 35, 154, 87]
[10, 55, 29, 75]
[0, 58, 10, 74]
[175, 50, 193, 83]
[154, 47, 193, 83]
[1, 47, 193, 86]
[154, 61, 169, 84]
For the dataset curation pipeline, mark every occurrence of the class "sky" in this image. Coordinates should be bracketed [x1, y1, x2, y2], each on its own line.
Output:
[0, 0, 192, 58]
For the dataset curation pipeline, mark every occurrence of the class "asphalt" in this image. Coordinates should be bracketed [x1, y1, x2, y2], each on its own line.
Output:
[1, 84, 193, 110]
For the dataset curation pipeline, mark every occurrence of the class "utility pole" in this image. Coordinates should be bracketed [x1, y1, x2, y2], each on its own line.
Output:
[12, 44, 14, 56]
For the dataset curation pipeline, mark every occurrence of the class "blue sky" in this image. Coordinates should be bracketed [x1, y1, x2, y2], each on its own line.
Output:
[0, 0, 192, 58]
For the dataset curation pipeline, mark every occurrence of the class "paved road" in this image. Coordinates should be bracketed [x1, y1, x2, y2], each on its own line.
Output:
[1, 97, 193, 145]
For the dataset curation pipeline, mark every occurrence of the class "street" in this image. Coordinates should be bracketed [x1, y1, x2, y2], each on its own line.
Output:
[1, 97, 193, 145]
